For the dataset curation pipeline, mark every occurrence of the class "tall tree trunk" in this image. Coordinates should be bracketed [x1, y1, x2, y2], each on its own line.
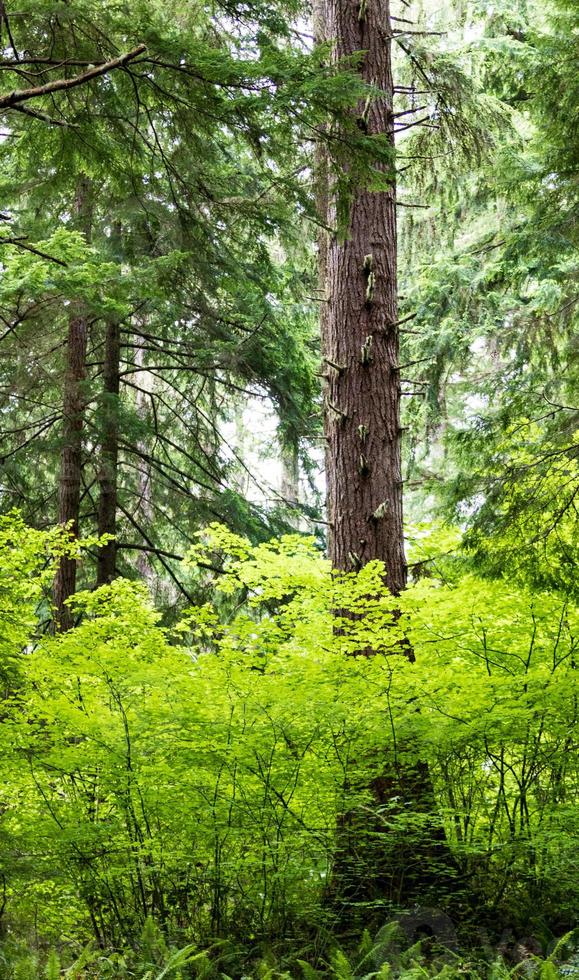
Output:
[317, 0, 456, 923]
[53, 176, 92, 630]
[280, 435, 300, 510]
[96, 317, 121, 585]
[96, 222, 122, 586]
[321, 0, 405, 593]
[134, 340, 155, 587]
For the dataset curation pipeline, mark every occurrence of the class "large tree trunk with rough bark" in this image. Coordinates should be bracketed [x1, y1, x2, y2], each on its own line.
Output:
[53, 177, 92, 630]
[317, 0, 457, 925]
[320, 0, 405, 594]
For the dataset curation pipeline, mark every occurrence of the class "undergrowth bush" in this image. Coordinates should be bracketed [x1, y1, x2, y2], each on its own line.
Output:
[0, 517, 577, 958]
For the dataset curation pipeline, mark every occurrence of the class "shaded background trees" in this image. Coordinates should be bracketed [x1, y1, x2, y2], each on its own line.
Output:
[0, 0, 333, 613]
[396, 0, 578, 594]
[2, 0, 575, 606]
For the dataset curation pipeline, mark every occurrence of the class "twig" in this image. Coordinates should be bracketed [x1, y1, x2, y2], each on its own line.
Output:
[396, 201, 429, 208]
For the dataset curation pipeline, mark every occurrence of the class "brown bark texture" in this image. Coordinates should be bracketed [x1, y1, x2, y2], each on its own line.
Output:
[134, 340, 155, 586]
[321, 0, 405, 595]
[96, 317, 121, 586]
[317, 0, 459, 922]
[53, 177, 92, 630]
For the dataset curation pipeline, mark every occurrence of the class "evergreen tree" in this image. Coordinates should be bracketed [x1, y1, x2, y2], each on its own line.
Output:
[0, 0, 357, 605]
[317, 0, 404, 592]
[313, 0, 513, 920]
[397, 0, 578, 595]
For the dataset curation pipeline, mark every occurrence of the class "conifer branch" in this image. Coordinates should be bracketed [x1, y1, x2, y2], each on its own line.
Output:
[0, 2, 19, 63]
[393, 105, 427, 119]
[118, 542, 184, 563]
[116, 504, 194, 602]
[392, 30, 447, 38]
[0, 236, 68, 265]
[392, 312, 417, 327]
[9, 103, 76, 126]
[394, 115, 438, 133]
[0, 44, 146, 112]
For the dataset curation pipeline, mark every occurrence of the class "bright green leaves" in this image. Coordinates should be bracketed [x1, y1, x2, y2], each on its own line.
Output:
[0, 231, 128, 322]
[1, 513, 577, 942]
[399, 571, 578, 920]
[187, 523, 405, 655]
[0, 513, 67, 688]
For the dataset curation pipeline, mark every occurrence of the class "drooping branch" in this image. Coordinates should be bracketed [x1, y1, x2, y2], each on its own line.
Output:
[0, 44, 146, 112]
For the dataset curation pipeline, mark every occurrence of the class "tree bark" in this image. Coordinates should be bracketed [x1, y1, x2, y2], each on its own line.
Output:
[53, 176, 92, 630]
[134, 339, 155, 587]
[96, 317, 121, 585]
[317, 0, 458, 923]
[321, 0, 405, 595]
[280, 436, 300, 509]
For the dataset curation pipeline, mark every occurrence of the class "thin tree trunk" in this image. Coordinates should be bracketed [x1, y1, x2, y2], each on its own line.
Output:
[53, 176, 92, 630]
[280, 436, 300, 509]
[134, 340, 155, 587]
[96, 222, 122, 586]
[96, 316, 121, 585]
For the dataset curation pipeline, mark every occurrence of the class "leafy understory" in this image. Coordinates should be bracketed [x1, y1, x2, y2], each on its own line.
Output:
[0, 517, 577, 976]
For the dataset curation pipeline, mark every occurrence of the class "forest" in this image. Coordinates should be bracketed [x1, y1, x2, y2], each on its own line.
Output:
[0, 0, 577, 976]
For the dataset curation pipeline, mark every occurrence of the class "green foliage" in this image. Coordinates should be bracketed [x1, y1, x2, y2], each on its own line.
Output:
[397, 0, 578, 593]
[43, 950, 61, 980]
[13, 956, 39, 980]
[0, 511, 70, 688]
[0, 0, 577, 972]
[0, 515, 577, 961]
[0, 0, 339, 583]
